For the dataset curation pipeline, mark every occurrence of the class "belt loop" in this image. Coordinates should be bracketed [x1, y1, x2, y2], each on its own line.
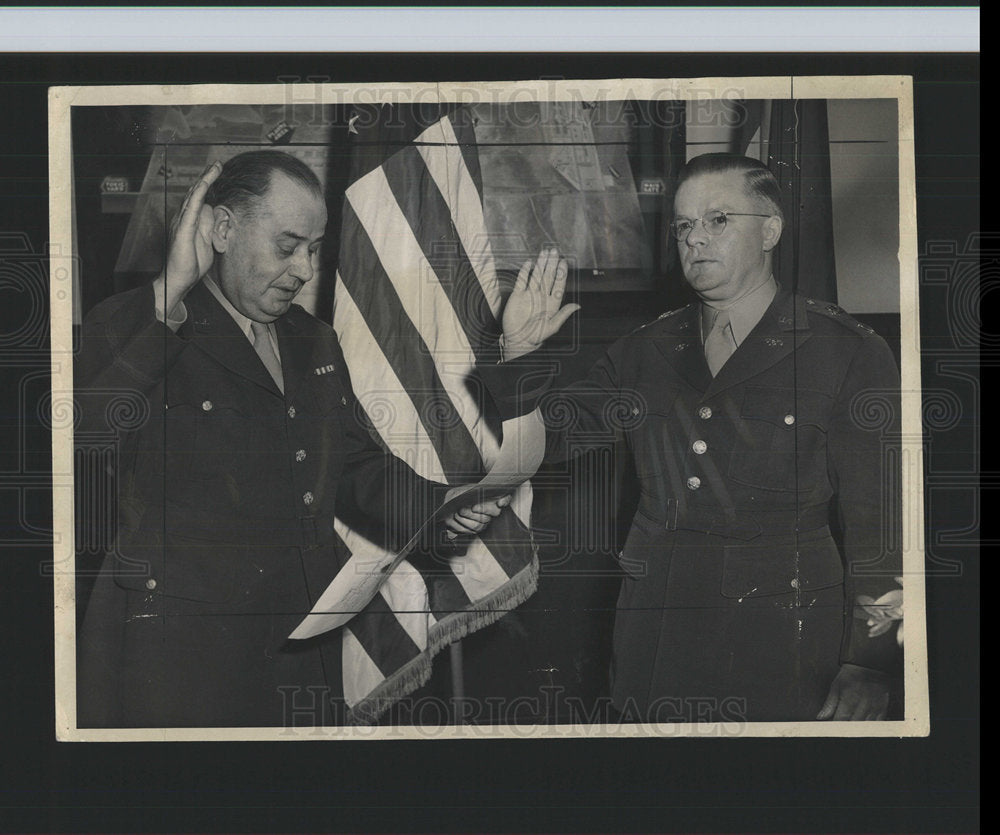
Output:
[665, 498, 678, 531]
[300, 516, 318, 550]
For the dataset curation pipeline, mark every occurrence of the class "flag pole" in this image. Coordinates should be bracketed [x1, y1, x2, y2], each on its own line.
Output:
[449, 640, 466, 724]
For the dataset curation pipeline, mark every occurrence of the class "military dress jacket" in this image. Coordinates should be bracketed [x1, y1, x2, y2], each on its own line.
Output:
[484, 287, 903, 721]
[75, 281, 440, 727]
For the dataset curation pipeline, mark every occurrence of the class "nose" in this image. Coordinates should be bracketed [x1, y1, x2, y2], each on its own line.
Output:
[684, 217, 710, 248]
[289, 247, 315, 284]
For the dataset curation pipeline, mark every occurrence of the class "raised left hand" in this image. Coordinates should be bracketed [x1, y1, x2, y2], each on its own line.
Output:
[816, 663, 891, 720]
[443, 494, 511, 540]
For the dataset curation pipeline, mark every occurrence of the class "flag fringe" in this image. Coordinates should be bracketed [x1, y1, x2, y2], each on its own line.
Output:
[346, 550, 539, 726]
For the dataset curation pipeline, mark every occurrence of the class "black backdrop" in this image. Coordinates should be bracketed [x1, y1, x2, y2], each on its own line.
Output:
[0, 51, 979, 834]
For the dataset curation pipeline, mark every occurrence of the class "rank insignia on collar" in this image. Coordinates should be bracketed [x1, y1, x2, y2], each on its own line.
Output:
[765, 337, 784, 347]
[674, 342, 689, 351]
[314, 364, 336, 375]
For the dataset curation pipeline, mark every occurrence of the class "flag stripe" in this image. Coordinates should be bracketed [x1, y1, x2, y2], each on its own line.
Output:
[408, 554, 478, 619]
[348, 593, 423, 679]
[477, 508, 536, 579]
[332, 281, 447, 483]
[338, 202, 484, 482]
[345, 166, 492, 465]
[447, 108, 485, 200]
[342, 628, 389, 707]
[383, 145, 499, 366]
[448, 538, 517, 602]
[411, 117, 502, 319]
[379, 563, 432, 649]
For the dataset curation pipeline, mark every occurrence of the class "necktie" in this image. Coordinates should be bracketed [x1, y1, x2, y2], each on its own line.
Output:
[704, 308, 736, 376]
[250, 321, 284, 393]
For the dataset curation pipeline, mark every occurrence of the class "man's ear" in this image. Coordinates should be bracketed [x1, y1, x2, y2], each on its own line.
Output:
[762, 214, 783, 252]
[211, 205, 235, 253]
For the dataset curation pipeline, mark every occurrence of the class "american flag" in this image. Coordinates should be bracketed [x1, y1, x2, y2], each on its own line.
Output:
[331, 104, 537, 724]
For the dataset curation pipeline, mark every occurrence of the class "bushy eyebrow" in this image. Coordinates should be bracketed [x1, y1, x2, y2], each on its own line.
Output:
[277, 231, 324, 245]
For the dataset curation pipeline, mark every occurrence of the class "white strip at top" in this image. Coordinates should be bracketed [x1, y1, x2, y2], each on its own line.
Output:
[2, 9, 980, 53]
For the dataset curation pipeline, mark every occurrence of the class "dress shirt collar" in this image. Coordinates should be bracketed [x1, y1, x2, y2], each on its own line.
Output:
[700, 275, 778, 347]
[203, 275, 280, 356]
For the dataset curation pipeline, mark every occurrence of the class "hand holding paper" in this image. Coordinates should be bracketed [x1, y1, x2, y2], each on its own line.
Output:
[289, 408, 547, 640]
[443, 494, 512, 540]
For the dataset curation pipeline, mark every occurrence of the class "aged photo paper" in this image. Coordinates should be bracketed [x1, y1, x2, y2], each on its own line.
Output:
[50, 75, 928, 741]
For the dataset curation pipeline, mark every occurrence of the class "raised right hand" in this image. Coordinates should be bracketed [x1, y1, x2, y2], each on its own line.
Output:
[500, 247, 581, 361]
[157, 160, 222, 317]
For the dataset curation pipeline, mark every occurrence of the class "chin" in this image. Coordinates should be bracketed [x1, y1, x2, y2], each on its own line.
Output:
[685, 274, 722, 294]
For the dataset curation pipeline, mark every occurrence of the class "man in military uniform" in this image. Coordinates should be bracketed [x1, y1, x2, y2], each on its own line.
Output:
[485, 153, 903, 722]
[76, 151, 505, 727]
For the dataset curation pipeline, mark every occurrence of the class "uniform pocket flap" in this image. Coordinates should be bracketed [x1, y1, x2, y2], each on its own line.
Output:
[113, 534, 239, 603]
[721, 530, 843, 599]
[740, 386, 831, 430]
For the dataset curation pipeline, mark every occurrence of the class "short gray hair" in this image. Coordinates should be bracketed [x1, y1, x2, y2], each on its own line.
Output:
[677, 153, 784, 223]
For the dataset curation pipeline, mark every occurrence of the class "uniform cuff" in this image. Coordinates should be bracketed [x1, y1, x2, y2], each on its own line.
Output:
[477, 356, 555, 422]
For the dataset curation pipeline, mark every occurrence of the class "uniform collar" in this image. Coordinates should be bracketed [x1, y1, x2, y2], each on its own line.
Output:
[204, 275, 253, 340]
[203, 274, 279, 353]
[700, 275, 778, 347]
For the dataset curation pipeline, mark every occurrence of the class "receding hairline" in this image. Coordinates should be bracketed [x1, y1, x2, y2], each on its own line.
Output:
[207, 150, 325, 220]
[674, 154, 785, 221]
[246, 170, 327, 218]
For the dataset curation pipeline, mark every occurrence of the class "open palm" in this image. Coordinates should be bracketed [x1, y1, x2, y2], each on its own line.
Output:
[500, 247, 581, 361]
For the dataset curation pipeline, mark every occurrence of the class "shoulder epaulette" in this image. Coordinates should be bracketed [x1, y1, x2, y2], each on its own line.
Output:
[804, 298, 877, 335]
[631, 304, 691, 334]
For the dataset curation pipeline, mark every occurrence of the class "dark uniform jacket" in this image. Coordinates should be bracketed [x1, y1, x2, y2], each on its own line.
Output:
[483, 286, 903, 721]
[75, 281, 441, 727]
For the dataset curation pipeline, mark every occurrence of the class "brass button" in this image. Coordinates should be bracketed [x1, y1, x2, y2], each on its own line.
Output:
[201, 400, 213, 411]
[287, 406, 297, 419]
[303, 491, 314, 506]
[295, 449, 306, 463]
[790, 578, 800, 590]
[145, 578, 157, 590]
[784, 414, 795, 426]
[698, 406, 712, 420]
[686, 476, 701, 490]
[692, 440, 707, 455]
[341, 396, 348, 406]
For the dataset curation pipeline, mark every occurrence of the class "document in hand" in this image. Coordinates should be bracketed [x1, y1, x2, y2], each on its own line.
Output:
[288, 408, 547, 640]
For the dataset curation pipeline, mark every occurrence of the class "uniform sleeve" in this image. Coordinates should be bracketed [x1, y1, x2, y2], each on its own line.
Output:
[75, 284, 186, 435]
[477, 343, 632, 463]
[331, 355, 451, 554]
[827, 334, 904, 673]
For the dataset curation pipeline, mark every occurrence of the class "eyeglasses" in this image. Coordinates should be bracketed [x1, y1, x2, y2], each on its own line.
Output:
[669, 210, 773, 241]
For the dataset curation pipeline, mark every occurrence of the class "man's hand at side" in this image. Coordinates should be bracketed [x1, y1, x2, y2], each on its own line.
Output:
[500, 247, 581, 361]
[817, 663, 891, 721]
[153, 160, 223, 321]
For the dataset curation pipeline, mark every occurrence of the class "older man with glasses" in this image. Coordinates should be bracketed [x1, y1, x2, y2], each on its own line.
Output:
[484, 153, 904, 723]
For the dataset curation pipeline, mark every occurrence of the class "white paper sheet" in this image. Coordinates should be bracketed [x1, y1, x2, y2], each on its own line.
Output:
[288, 408, 547, 640]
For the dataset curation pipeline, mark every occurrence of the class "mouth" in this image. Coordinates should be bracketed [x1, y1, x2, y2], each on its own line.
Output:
[270, 284, 301, 296]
